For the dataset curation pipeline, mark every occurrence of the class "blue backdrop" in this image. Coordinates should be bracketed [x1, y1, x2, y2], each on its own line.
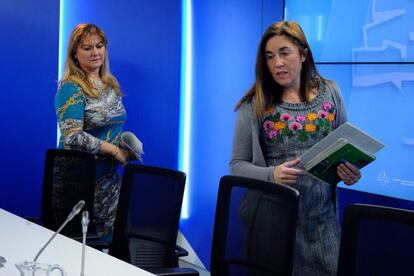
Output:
[0, 0, 59, 216]
[60, 0, 182, 171]
[0, 0, 182, 217]
[179, 0, 284, 267]
[286, 0, 414, 202]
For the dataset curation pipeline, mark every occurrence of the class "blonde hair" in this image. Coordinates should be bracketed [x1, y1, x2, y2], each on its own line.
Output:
[236, 21, 324, 117]
[60, 23, 121, 98]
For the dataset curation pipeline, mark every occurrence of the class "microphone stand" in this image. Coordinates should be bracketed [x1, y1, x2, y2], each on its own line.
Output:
[33, 200, 85, 262]
[80, 211, 89, 276]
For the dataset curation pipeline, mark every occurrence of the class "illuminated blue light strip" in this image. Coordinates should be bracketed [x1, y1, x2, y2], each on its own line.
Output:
[317, 15, 323, 41]
[58, 0, 65, 80]
[58, 2, 193, 217]
[178, 0, 192, 219]
[57, 0, 66, 145]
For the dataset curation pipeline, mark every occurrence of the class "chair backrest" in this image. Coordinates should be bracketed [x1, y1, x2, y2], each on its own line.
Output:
[41, 149, 96, 237]
[210, 175, 300, 276]
[337, 204, 414, 276]
[109, 164, 186, 268]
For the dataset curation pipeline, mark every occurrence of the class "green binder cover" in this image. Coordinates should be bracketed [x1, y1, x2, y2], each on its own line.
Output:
[306, 143, 376, 185]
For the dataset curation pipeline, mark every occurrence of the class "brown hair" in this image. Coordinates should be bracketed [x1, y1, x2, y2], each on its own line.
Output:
[235, 21, 324, 117]
[60, 23, 121, 97]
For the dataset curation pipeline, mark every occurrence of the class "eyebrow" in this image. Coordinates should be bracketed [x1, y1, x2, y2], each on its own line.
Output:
[265, 46, 292, 53]
[81, 41, 104, 47]
[278, 46, 291, 52]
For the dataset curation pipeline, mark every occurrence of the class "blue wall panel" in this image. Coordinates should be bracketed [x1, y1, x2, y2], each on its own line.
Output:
[61, 0, 182, 170]
[286, 0, 414, 63]
[0, 0, 59, 216]
[0, 0, 181, 216]
[180, 0, 284, 268]
[318, 64, 414, 202]
[285, 0, 414, 266]
[285, 0, 414, 63]
[286, 0, 414, 202]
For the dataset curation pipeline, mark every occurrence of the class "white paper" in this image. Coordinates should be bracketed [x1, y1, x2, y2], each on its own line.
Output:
[298, 122, 384, 168]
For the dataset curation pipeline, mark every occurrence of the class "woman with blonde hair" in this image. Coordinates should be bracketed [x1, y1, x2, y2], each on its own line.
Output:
[232, 21, 361, 275]
[55, 23, 129, 242]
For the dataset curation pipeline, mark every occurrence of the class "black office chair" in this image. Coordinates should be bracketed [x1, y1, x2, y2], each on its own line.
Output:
[109, 164, 198, 276]
[337, 204, 414, 276]
[40, 149, 105, 247]
[210, 175, 300, 276]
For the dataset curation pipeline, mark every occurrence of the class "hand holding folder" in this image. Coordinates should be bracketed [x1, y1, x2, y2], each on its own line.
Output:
[298, 122, 384, 185]
[120, 131, 144, 162]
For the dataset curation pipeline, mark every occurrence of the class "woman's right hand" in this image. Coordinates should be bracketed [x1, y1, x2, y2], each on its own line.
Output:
[114, 147, 129, 165]
[100, 141, 129, 165]
[273, 159, 304, 185]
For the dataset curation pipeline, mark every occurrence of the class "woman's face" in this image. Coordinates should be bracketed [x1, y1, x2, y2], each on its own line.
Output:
[75, 34, 105, 76]
[265, 35, 305, 91]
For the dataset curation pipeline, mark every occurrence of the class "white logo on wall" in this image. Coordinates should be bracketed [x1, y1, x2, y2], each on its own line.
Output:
[352, 0, 414, 147]
[392, 178, 414, 187]
[377, 170, 414, 187]
[376, 170, 389, 185]
[352, 0, 414, 90]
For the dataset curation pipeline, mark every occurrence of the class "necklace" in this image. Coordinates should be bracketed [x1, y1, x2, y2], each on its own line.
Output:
[92, 79, 105, 95]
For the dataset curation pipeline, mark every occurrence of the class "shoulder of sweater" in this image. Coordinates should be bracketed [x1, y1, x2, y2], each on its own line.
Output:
[56, 81, 86, 103]
[322, 78, 338, 90]
[58, 81, 86, 96]
[58, 81, 80, 92]
[237, 99, 254, 116]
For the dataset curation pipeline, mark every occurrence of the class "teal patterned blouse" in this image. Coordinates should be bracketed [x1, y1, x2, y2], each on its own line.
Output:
[55, 80, 126, 238]
[55, 81, 126, 153]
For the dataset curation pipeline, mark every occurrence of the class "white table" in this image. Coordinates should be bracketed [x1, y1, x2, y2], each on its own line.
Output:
[0, 208, 155, 276]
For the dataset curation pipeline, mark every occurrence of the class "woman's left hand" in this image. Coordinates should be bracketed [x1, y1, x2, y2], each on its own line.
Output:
[337, 162, 361, 186]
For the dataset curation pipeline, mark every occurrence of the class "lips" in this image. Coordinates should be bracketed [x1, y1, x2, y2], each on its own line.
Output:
[275, 71, 288, 80]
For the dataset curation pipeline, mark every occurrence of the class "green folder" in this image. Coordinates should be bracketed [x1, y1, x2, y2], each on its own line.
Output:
[305, 141, 376, 185]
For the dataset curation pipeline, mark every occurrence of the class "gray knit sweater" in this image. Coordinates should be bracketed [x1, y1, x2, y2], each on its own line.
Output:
[230, 80, 347, 180]
[230, 79, 347, 276]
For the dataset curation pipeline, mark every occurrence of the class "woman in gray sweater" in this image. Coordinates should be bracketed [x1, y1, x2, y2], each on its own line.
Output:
[231, 21, 361, 275]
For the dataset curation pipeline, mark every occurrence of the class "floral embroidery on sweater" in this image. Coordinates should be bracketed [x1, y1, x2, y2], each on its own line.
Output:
[262, 102, 336, 143]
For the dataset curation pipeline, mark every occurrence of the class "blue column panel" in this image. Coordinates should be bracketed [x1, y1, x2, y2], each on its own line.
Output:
[0, 0, 59, 216]
[181, 0, 284, 268]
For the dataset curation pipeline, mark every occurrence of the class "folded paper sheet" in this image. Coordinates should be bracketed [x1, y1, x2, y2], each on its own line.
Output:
[120, 131, 144, 162]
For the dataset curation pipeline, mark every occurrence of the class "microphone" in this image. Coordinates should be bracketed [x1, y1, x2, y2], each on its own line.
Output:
[67, 200, 86, 221]
[80, 211, 89, 276]
[33, 200, 85, 262]
[81, 210, 89, 236]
